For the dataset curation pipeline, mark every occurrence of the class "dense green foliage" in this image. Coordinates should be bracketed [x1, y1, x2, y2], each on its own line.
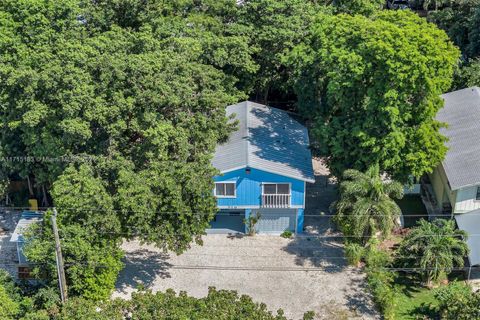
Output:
[366, 267, 397, 320]
[331, 0, 384, 16]
[334, 165, 403, 244]
[427, 0, 480, 88]
[236, 0, 322, 103]
[434, 282, 480, 319]
[396, 219, 469, 285]
[288, 10, 459, 181]
[0, 0, 248, 254]
[429, 0, 480, 59]
[0, 271, 21, 319]
[455, 58, 480, 87]
[24, 218, 124, 301]
[0, 283, 311, 320]
[349, 241, 398, 320]
[0, 0, 473, 317]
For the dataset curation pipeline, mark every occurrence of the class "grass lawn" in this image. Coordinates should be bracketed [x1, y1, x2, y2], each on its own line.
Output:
[393, 283, 438, 319]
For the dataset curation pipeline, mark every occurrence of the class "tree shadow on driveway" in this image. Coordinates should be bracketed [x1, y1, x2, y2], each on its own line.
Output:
[115, 248, 172, 294]
[345, 273, 379, 318]
[282, 236, 348, 273]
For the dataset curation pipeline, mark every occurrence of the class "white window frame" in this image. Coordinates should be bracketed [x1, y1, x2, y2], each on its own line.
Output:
[476, 186, 480, 201]
[214, 182, 237, 198]
[261, 183, 292, 195]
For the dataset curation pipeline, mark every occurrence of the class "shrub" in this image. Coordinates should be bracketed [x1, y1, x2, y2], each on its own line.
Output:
[280, 230, 293, 239]
[363, 244, 397, 319]
[396, 219, 468, 285]
[366, 269, 397, 320]
[244, 212, 261, 236]
[434, 282, 480, 319]
[0, 285, 19, 320]
[344, 242, 365, 266]
[364, 245, 391, 269]
[0, 269, 32, 319]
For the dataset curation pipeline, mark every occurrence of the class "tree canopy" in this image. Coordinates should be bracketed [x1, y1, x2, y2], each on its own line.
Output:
[0, 0, 249, 252]
[427, 0, 480, 88]
[288, 10, 459, 182]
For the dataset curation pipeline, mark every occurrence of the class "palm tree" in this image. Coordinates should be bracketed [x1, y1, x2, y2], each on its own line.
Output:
[334, 164, 404, 245]
[396, 219, 469, 286]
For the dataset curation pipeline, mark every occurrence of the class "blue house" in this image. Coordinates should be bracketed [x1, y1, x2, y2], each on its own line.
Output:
[210, 101, 315, 234]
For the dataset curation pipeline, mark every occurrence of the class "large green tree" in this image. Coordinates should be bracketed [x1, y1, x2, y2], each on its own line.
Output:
[330, 0, 384, 16]
[25, 288, 303, 320]
[428, 0, 480, 59]
[428, 0, 480, 89]
[237, 0, 323, 103]
[288, 11, 459, 182]
[0, 0, 246, 253]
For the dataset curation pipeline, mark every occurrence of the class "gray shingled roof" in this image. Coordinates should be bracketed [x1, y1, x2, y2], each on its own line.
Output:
[212, 101, 315, 182]
[437, 87, 480, 190]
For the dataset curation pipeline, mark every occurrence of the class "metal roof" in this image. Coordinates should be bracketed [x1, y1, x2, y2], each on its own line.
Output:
[455, 211, 480, 266]
[437, 87, 480, 190]
[10, 211, 43, 243]
[10, 211, 43, 265]
[212, 101, 315, 182]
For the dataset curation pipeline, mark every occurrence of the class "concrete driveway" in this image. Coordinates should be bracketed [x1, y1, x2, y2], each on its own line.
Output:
[114, 234, 378, 320]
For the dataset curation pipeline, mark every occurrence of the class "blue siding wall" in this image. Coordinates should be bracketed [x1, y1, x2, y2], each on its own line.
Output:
[297, 208, 304, 233]
[214, 167, 305, 208]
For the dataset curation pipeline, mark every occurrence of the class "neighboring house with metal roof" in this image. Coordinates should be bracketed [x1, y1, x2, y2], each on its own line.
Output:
[10, 211, 43, 279]
[209, 101, 314, 234]
[428, 87, 480, 266]
[429, 87, 480, 215]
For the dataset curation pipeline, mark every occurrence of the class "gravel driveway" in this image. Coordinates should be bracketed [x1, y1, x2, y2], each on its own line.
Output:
[114, 234, 378, 320]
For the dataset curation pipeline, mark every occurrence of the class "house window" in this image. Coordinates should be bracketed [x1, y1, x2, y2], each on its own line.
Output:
[18, 266, 33, 280]
[476, 187, 480, 201]
[215, 182, 236, 197]
[263, 183, 290, 195]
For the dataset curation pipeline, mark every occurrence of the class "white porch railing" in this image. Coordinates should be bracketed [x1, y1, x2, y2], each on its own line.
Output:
[261, 194, 291, 208]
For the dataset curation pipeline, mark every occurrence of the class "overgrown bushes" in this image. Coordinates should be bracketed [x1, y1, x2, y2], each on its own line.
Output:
[24, 215, 124, 301]
[365, 268, 397, 320]
[363, 245, 398, 320]
[0, 283, 315, 320]
[344, 240, 398, 319]
[344, 243, 364, 266]
[434, 282, 480, 320]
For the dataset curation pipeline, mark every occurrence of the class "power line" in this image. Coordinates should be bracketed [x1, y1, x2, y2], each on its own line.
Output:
[74, 232, 471, 238]
[0, 206, 455, 217]
[36, 262, 480, 273]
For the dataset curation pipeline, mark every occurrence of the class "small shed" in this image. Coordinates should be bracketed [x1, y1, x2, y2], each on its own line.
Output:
[9, 211, 43, 279]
